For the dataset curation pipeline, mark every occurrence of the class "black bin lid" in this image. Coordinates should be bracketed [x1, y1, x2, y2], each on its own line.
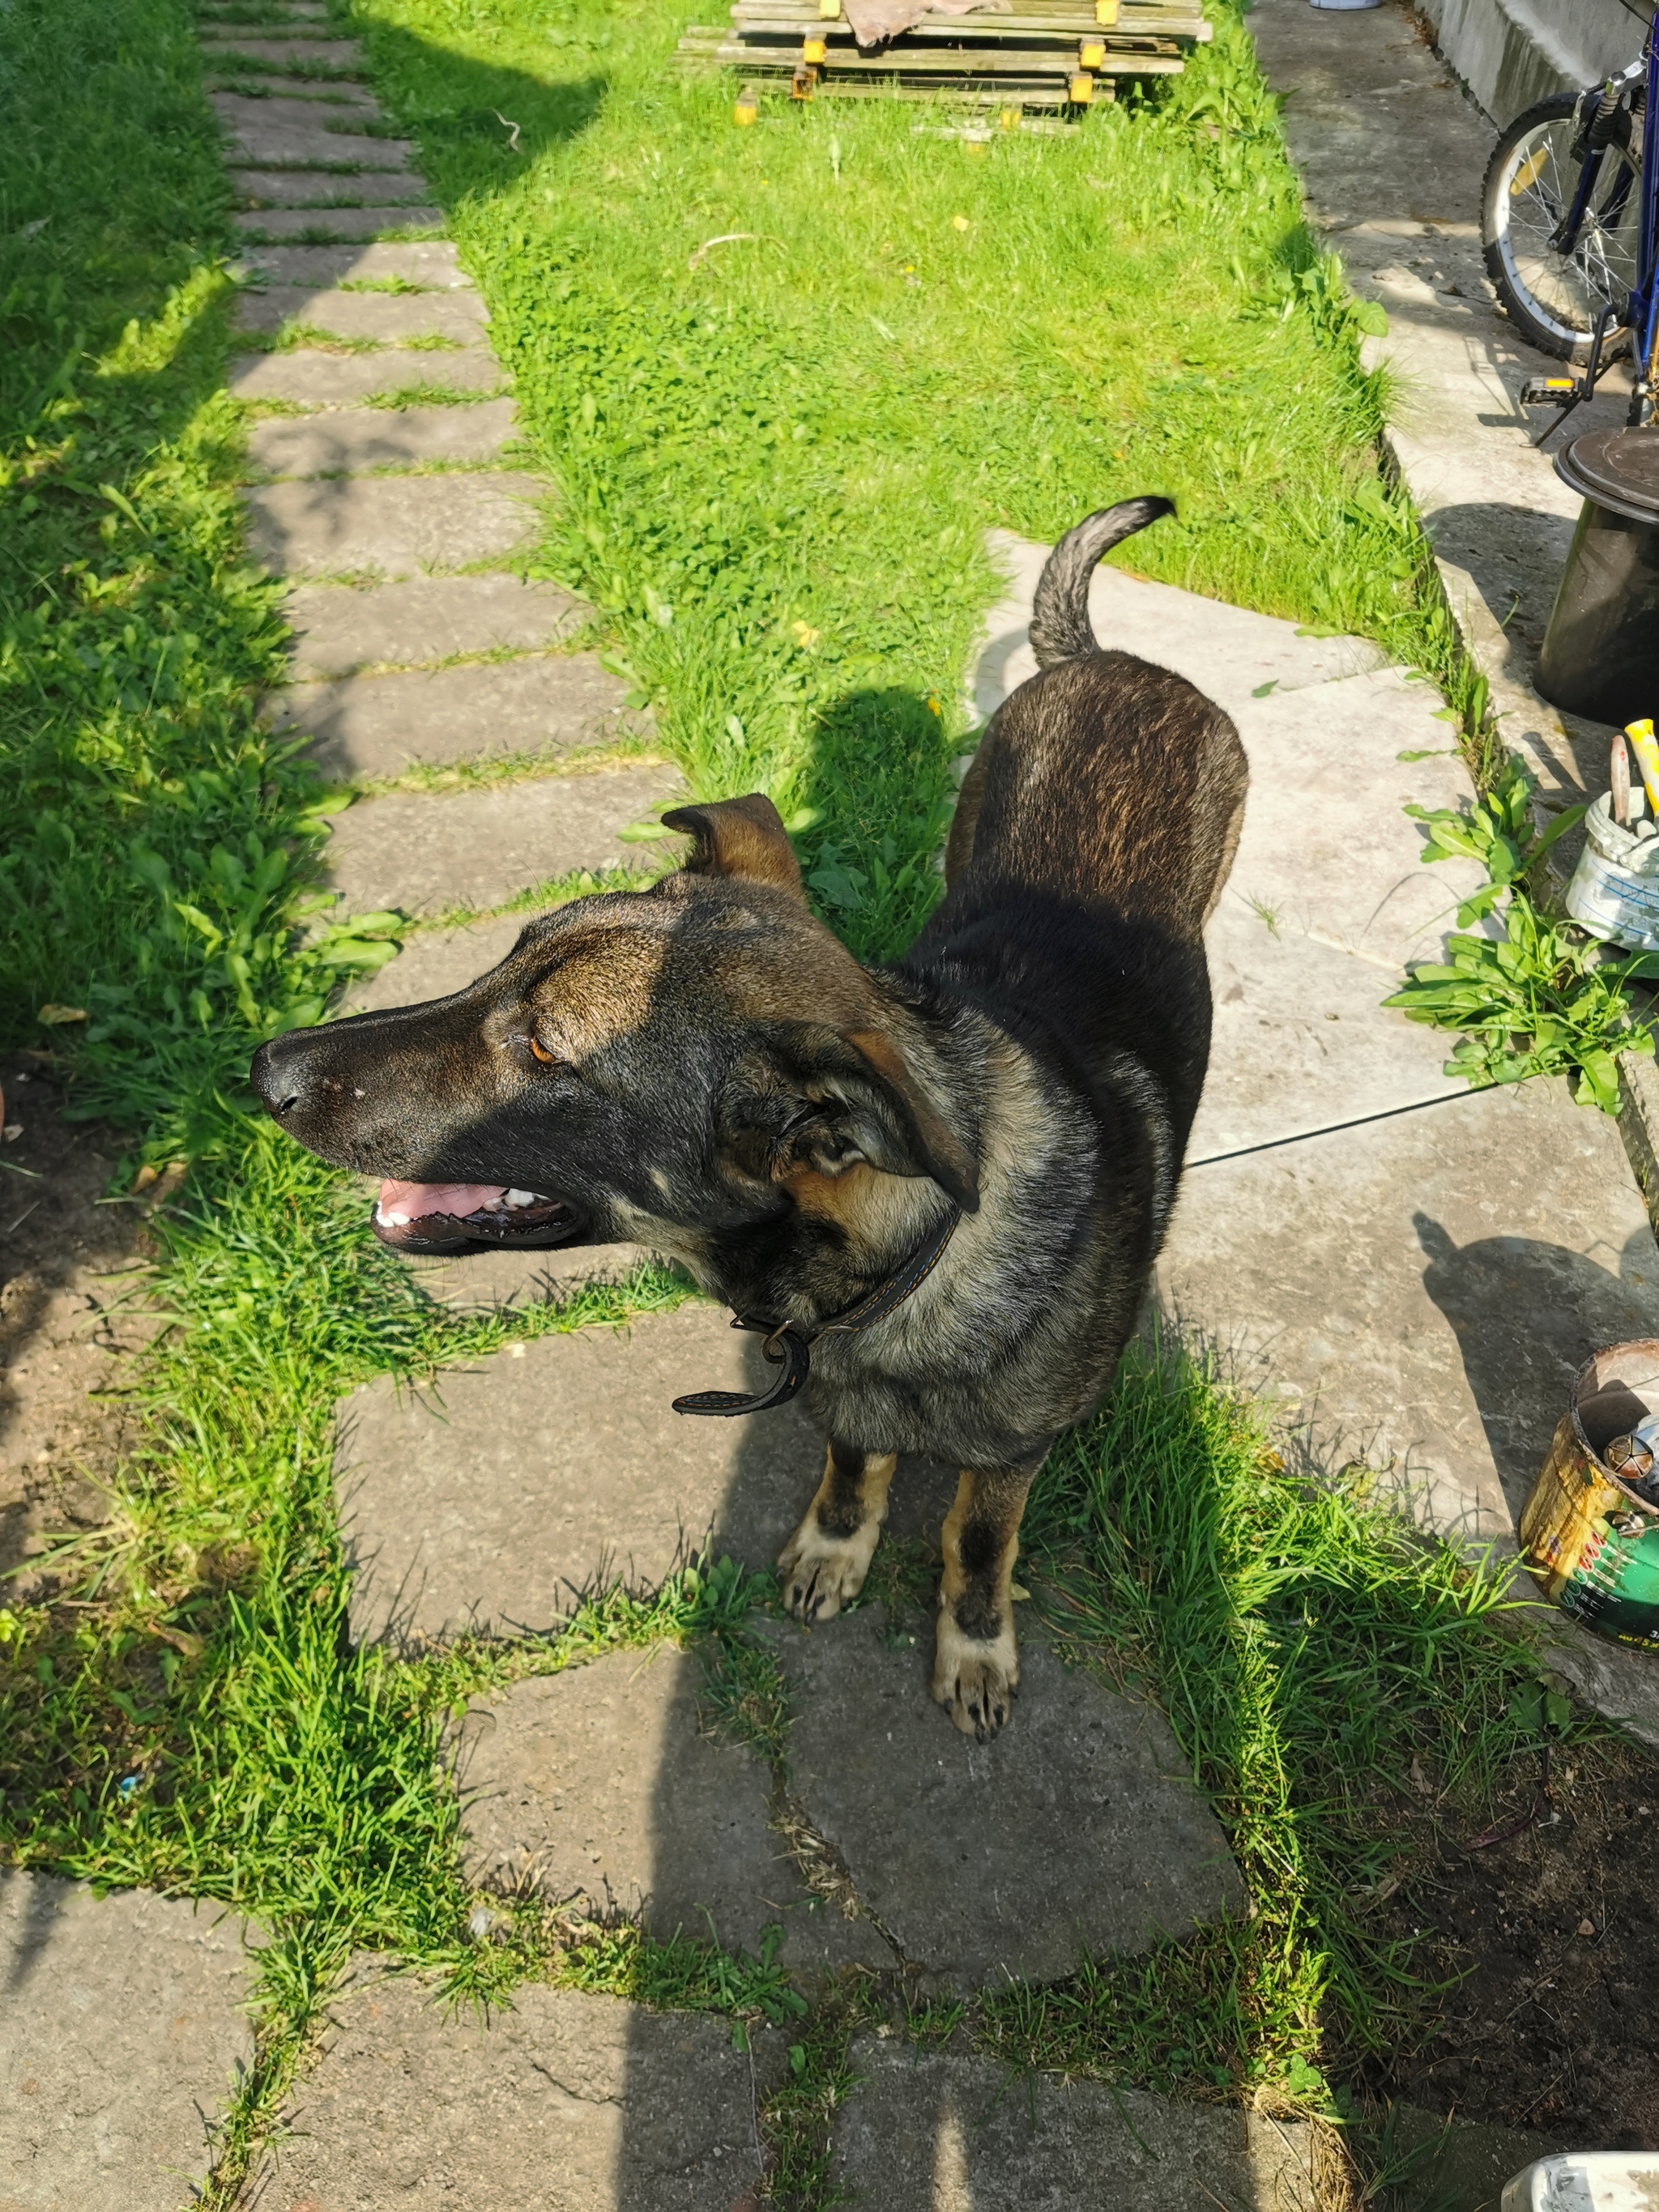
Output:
[1556, 427, 1659, 525]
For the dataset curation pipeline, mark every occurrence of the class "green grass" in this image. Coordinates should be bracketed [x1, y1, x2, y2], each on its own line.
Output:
[0, 0, 1589, 2203]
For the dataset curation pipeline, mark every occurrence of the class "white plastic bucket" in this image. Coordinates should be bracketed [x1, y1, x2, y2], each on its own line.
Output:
[1563, 791, 1659, 952]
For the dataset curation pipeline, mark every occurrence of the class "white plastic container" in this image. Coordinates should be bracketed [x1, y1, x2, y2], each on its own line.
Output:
[1503, 2151, 1659, 2211]
[1563, 791, 1659, 952]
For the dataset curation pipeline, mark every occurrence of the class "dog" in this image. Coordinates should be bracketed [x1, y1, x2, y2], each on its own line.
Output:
[252, 498, 1247, 1738]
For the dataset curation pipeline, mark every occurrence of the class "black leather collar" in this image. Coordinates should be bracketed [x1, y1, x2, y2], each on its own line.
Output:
[672, 1204, 963, 1417]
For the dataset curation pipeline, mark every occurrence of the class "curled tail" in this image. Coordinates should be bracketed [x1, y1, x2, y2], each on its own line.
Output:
[1027, 496, 1175, 670]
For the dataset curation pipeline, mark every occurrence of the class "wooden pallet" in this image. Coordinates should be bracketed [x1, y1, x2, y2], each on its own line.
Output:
[676, 0, 1206, 109]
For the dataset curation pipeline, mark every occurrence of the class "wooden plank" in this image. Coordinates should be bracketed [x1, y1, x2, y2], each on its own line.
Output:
[730, 0, 1195, 19]
[728, 16, 1193, 45]
[689, 36, 1182, 70]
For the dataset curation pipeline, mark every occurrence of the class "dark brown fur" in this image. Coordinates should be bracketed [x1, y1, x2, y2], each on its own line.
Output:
[252, 502, 1247, 1737]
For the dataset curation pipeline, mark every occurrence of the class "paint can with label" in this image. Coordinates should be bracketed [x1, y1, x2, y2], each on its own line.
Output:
[1519, 1341, 1659, 1654]
[1563, 791, 1659, 952]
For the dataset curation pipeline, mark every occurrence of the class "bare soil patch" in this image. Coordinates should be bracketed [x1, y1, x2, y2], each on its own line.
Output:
[0, 1053, 159, 1599]
[1363, 1739, 1659, 2150]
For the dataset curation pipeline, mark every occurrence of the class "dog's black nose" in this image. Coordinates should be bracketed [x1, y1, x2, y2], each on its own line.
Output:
[250, 1032, 310, 1121]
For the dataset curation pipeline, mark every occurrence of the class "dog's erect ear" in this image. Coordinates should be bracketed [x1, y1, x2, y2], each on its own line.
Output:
[727, 1022, 979, 1212]
[661, 794, 804, 899]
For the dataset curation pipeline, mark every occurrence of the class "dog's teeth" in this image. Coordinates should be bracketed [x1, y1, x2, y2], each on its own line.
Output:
[504, 1189, 537, 1208]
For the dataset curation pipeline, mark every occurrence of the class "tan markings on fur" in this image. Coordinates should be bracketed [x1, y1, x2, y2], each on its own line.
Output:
[529, 929, 668, 1062]
[932, 1471, 1022, 1738]
[778, 1445, 897, 1625]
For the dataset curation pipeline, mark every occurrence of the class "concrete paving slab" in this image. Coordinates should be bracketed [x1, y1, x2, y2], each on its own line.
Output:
[247, 396, 515, 479]
[233, 203, 445, 241]
[319, 762, 683, 918]
[334, 1302, 821, 1649]
[395, 1241, 666, 1312]
[242, 468, 540, 579]
[254, 1974, 777, 2211]
[232, 165, 432, 206]
[1226, 665, 1488, 973]
[1190, 893, 1464, 1161]
[832, 2039, 1313, 2212]
[1161, 1076, 1659, 1748]
[272, 654, 646, 782]
[229, 344, 501, 409]
[0, 1872, 255, 2211]
[234, 281, 485, 342]
[209, 92, 413, 168]
[977, 528, 1386, 727]
[205, 72, 376, 108]
[455, 1647, 891, 1970]
[197, 34, 368, 69]
[1165, 1077, 1659, 1541]
[286, 573, 589, 677]
[770, 1614, 1244, 1991]
[232, 238, 466, 288]
[1246, 0, 1627, 808]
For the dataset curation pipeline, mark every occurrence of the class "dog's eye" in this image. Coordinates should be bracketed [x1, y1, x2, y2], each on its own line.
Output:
[527, 1035, 561, 1067]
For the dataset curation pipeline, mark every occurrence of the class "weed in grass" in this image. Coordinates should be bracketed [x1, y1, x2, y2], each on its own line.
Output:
[1388, 754, 1650, 1112]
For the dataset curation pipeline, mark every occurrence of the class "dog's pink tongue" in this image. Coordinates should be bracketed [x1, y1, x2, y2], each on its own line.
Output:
[376, 1179, 505, 1226]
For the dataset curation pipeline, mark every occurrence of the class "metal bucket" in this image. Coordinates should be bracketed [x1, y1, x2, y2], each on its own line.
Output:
[1536, 428, 1659, 729]
[1520, 1341, 1659, 1653]
[1563, 791, 1659, 951]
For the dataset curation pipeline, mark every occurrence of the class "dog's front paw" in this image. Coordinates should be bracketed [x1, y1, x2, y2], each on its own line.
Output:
[932, 1608, 1019, 1740]
[777, 1511, 881, 1626]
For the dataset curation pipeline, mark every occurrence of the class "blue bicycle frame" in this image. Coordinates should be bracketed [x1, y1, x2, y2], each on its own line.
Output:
[1551, 9, 1659, 426]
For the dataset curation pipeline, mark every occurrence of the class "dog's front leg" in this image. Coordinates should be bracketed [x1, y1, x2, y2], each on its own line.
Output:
[777, 1438, 897, 1626]
[932, 1464, 1037, 1740]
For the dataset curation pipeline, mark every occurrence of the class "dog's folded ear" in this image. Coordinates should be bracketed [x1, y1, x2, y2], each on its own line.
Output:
[726, 1022, 979, 1213]
[661, 794, 804, 899]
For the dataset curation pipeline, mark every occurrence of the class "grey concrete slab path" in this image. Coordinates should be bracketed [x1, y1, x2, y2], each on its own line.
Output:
[832, 2040, 1313, 2212]
[455, 1646, 891, 1971]
[318, 762, 682, 917]
[234, 281, 487, 342]
[1247, 0, 1627, 808]
[246, 395, 517, 478]
[335, 1302, 821, 1649]
[210, 92, 414, 168]
[233, 203, 446, 241]
[272, 654, 646, 782]
[234, 237, 468, 288]
[242, 469, 541, 579]
[286, 573, 589, 677]
[206, 74, 377, 108]
[198, 35, 368, 68]
[0, 1872, 255, 2210]
[395, 1239, 665, 1312]
[232, 165, 433, 205]
[228, 343, 501, 406]
[768, 1613, 1244, 1991]
[254, 1974, 779, 2211]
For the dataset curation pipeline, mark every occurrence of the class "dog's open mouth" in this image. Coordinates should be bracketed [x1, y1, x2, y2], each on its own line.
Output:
[372, 1180, 582, 1255]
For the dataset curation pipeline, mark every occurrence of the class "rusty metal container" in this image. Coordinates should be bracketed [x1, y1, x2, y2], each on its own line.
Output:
[1520, 1342, 1659, 1653]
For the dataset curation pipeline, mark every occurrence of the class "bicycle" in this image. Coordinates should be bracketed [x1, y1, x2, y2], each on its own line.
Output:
[1480, 5, 1659, 437]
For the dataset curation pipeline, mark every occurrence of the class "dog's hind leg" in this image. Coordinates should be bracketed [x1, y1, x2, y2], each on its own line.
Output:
[932, 1458, 1044, 1740]
[778, 1438, 898, 1626]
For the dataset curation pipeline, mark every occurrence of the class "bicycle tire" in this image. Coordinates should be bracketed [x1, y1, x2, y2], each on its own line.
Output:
[1482, 92, 1635, 364]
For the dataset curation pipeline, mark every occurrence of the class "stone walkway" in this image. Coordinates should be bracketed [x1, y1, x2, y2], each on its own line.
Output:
[7, 6, 1638, 2204]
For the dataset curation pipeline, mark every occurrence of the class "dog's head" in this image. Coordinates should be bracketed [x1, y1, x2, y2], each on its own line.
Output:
[251, 795, 977, 1262]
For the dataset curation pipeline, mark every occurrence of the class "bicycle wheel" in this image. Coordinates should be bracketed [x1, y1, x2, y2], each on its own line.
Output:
[1482, 92, 1637, 362]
